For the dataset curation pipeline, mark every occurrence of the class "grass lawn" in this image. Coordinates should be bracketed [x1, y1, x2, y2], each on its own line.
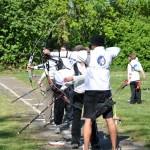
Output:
[0, 70, 150, 148]
[110, 71, 150, 147]
[0, 91, 43, 150]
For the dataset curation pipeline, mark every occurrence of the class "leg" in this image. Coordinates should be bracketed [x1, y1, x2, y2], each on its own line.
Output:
[64, 85, 74, 123]
[90, 120, 100, 147]
[130, 82, 136, 104]
[54, 84, 65, 125]
[83, 91, 99, 150]
[136, 85, 142, 104]
[83, 118, 92, 150]
[71, 93, 83, 146]
[105, 118, 117, 150]
[64, 102, 73, 122]
[102, 91, 116, 150]
[54, 96, 65, 125]
[44, 81, 54, 123]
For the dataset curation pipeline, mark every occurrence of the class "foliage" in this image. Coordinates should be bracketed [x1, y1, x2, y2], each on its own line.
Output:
[0, 0, 150, 71]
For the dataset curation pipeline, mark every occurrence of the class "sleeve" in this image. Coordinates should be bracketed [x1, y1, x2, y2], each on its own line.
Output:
[51, 50, 88, 62]
[106, 47, 121, 59]
[137, 62, 143, 71]
[73, 74, 85, 82]
[75, 50, 88, 62]
[48, 59, 57, 67]
[39, 72, 46, 82]
[127, 64, 132, 80]
[51, 51, 70, 58]
[33, 64, 45, 70]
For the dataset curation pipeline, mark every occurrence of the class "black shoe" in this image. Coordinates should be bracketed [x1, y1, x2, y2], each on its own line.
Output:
[91, 143, 101, 150]
[71, 143, 79, 149]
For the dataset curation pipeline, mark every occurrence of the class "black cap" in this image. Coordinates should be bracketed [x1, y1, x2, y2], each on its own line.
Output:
[62, 43, 72, 51]
[89, 34, 105, 46]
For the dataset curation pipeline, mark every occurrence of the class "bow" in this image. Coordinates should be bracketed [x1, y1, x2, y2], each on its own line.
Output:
[16, 16, 83, 134]
[27, 53, 34, 84]
[27, 54, 45, 103]
[25, 17, 61, 96]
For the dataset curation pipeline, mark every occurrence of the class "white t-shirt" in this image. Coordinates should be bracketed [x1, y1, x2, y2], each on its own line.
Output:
[34, 59, 58, 80]
[73, 62, 86, 93]
[51, 46, 120, 91]
[61, 58, 76, 69]
[127, 59, 143, 81]
[54, 58, 76, 86]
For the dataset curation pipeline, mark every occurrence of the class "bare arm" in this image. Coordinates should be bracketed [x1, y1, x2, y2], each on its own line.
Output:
[141, 70, 146, 79]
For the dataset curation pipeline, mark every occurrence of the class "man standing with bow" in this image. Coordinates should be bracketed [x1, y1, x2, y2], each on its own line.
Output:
[43, 34, 121, 150]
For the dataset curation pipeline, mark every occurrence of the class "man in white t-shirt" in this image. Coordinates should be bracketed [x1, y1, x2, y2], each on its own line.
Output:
[43, 34, 121, 150]
[127, 53, 146, 104]
[28, 58, 58, 124]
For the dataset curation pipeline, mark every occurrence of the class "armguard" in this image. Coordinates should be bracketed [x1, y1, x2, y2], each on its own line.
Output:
[91, 98, 116, 121]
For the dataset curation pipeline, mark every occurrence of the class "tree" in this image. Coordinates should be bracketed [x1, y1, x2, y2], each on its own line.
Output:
[0, 0, 150, 71]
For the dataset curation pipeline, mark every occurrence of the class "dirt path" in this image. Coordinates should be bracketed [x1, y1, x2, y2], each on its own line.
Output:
[0, 76, 148, 150]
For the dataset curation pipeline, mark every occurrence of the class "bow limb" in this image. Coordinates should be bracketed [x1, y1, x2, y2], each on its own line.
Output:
[32, 74, 45, 92]
[27, 53, 34, 85]
[27, 54, 46, 107]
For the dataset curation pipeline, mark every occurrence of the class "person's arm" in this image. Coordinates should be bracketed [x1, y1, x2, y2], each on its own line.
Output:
[33, 64, 45, 70]
[141, 70, 146, 79]
[127, 64, 132, 84]
[43, 49, 70, 58]
[137, 62, 146, 79]
[106, 47, 121, 59]
[64, 74, 84, 82]
[38, 72, 46, 84]
[27, 63, 44, 70]
[73, 75, 85, 82]
[43, 49, 87, 62]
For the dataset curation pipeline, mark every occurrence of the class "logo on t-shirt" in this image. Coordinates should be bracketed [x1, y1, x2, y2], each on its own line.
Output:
[134, 64, 138, 68]
[97, 56, 106, 66]
[132, 64, 139, 71]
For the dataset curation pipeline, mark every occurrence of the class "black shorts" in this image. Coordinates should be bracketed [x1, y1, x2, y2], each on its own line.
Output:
[83, 90, 113, 119]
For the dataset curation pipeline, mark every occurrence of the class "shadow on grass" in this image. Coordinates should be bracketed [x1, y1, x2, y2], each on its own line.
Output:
[0, 145, 8, 150]
[96, 131, 131, 149]
[0, 112, 38, 125]
[0, 115, 13, 122]
[0, 131, 15, 138]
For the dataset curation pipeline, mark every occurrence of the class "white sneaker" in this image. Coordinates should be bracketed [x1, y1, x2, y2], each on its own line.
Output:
[49, 141, 66, 146]
[82, 144, 93, 150]
[55, 126, 60, 134]
[62, 129, 71, 140]
[69, 124, 72, 131]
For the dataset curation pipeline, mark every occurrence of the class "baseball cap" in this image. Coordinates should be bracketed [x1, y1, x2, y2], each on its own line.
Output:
[89, 34, 105, 46]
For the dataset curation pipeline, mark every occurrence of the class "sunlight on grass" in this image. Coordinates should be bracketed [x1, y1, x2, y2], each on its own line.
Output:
[0, 70, 150, 148]
[0, 92, 43, 150]
[110, 71, 150, 146]
[97, 71, 150, 147]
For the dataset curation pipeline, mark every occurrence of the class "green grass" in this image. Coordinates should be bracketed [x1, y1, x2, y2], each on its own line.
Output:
[0, 91, 43, 150]
[109, 71, 150, 147]
[0, 70, 150, 148]
[0, 69, 45, 86]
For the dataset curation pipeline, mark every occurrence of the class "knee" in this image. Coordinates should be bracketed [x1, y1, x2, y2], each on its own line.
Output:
[105, 118, 115, 125]
[84, 118, 92, 126]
